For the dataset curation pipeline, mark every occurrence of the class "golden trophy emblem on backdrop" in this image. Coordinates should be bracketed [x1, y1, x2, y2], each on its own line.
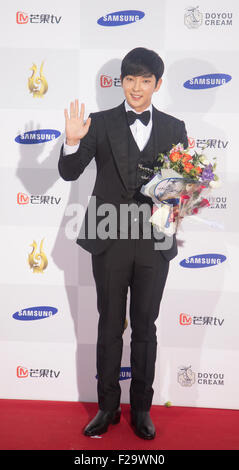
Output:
[28, 61, 48, 98]
[28, 239, 48, 273]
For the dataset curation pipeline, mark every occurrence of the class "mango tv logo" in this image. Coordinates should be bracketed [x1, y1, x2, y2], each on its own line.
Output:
[97, 10, 145, 26]
[183, 73, 232, 89]
[180, 254, 226, 268]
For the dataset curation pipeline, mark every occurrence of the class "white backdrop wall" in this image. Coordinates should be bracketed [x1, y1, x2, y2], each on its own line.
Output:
[1, 0, 238, 409]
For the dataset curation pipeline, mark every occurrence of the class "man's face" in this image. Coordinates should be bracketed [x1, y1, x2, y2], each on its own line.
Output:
[121, 74, 162, 112]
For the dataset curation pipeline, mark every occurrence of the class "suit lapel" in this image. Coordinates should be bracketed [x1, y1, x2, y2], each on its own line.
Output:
[103, 102, 129, 190]
[152, 106, 171, 154]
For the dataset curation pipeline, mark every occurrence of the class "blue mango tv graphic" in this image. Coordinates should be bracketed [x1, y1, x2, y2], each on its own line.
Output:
[13, 306, 58, 321]
[97, 10, 145, 26]
[183, 73, 232, 90]
[15, 129, 61, 144]
[180, 254, 226, 268]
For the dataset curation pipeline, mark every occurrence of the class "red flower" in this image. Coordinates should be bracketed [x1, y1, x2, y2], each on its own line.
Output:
[199, 198, 210, 208]
[181, 194, 190, 201]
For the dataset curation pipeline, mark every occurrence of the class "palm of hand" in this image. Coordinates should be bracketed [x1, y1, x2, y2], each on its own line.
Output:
[64, 100, 91, 145]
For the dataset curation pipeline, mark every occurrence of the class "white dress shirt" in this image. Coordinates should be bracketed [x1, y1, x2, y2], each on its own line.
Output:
[63, 100, 153, 156]
[124, 100, 152, 151]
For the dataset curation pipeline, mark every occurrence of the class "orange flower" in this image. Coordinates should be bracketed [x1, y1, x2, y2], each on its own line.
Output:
[195, 166, 202, 174]
[182, 154, 192, 164]
[183, 162, 194, 173]
[169, 151, 182, 162]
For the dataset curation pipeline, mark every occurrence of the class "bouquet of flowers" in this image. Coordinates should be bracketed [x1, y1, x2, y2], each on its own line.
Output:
[139, 143, 220, 236]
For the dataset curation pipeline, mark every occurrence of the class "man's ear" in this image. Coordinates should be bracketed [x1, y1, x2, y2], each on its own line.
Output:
[155, 78, 162, 92]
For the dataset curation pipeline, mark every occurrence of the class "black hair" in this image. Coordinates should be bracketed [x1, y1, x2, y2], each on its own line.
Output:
[121, 47, 164, 84]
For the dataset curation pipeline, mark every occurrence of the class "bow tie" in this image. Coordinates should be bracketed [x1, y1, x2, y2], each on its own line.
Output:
[127, 110, 150, 126]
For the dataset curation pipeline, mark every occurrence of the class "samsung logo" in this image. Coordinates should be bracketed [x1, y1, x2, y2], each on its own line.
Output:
[119, 367, 131, 381]
[96, 367, 131, 381]
[97, 10, 145, 26]
[180, 254, 226, 268]
[183, 74, 232, 90]
[13, 306, 58, 321]
[15, 129, 61, 144]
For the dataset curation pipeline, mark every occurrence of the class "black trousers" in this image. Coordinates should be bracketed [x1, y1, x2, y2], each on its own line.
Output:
[91, 237, 169, 411]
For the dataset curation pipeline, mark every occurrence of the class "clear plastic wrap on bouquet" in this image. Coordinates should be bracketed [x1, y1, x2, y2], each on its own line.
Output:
[140, 169, 211, 236]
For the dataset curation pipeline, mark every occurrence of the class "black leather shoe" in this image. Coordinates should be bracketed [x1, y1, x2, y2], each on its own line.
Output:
[131, 410, 156, 440]
[83, 408, 121, 436]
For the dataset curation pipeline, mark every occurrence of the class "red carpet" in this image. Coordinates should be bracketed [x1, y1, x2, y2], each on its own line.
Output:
[0, 399, 238, 450]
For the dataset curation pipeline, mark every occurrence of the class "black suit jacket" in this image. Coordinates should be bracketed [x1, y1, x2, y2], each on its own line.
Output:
[58, 102, 188, 260]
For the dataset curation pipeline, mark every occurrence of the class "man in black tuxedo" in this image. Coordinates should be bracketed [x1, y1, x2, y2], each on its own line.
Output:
[58, 48, 188, 439]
